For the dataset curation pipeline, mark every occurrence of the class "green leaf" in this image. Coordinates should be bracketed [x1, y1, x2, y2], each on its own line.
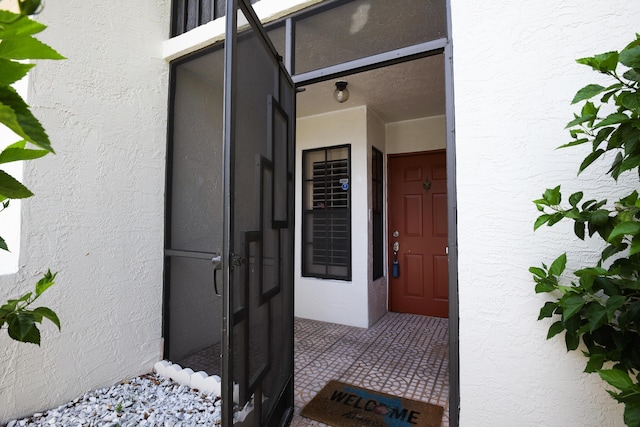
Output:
[602, 243, 627, 261]
[35, 270, 56, 296]
[529, 266, 547, 278]
[31, 306, 60, 330]
[564, 208, 580, 220]
[569, 192, 584, 207]
[549, 253, 567, 276]
[7, 312, 40, 344]
[558, 138, 589, 149]
[624, 401, 640, 427]
[565, 330, 580, 351]
[8, 292, 31, 305]
[0, 300, 17, 314]
[606, 295, 627, 319]
[623, 279, 640, 291]
[562, 294, 585, 320]
[18, 0, 43, 16]
[575, 266, 609, 277]
[577, 51, 619, 72]
[594, 113, 630, 129]
[574, 221, 585, 240]
[601, 89, 619, 103]
[0, 86, 52, 152]
[546, 212, 564, 227]
[572, 84, 606, 104]
[618, 91, 640, 111]
[0, 102, 27, 143]
[0, 10, 20, 24]
[0, 35, 64, 60]
[585, 353, 605, 373]
[620, 43, 640, 68]
[589, 209, 610, 226]
[0, 169, 33, 199]
[585, 302, 608, 332]
[534, 214, 551, 230]
[599, 369, 634, 390]
[0, 12, 46, 38]
[0, 58, 34, 86]
[543, 186, 561, 205]
[566, 113, 595, 129]
[623, 68, 640, 83]
[547, 321, 565, 339]
[630, 236, 640, 256]
[0, 235, 7, 251]
[618, 154, 640, 176]
[608, 152, 624, 179]
[608, 222, 640, 242]
[597, 51, 620, 71]
[579, 149, 605, 174]
[593, 127, 616, 150]
[538, 301, 558, 320]
[0, 146, 48, 164]
[584, 100, 600, 117]
[535, 278, 557, 293]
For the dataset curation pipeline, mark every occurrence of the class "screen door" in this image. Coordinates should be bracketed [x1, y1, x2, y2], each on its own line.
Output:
[221, 1, 295, 425]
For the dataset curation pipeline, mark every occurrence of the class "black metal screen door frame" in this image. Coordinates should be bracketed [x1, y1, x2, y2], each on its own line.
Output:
[222, 0, 295, 425]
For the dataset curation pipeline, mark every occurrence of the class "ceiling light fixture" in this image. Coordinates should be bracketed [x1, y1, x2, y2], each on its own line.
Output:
[334, 81, 349, 103]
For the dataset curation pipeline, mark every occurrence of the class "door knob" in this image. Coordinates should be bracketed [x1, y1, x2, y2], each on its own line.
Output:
[393, 230, 399, 238]
[393, 241, 399, 252]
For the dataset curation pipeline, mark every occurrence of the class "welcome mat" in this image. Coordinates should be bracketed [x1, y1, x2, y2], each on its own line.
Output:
[300, 380, 444, 427]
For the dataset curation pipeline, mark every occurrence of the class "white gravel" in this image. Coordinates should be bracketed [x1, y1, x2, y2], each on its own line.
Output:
[5, 373, 222, 427]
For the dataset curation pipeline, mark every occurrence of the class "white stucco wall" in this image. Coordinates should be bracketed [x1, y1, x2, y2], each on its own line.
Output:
[366, 109, 387, 326]
[0, 1, 170, 423]
[386, 115, 446, 154]
[2, 0, 637, 424]
[451, 2, 640, 426]
[295, 107, 371, 327]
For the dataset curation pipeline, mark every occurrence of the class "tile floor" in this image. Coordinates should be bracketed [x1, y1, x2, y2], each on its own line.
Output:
[292, 313, 449, 427]
[176, 312, 449, 426]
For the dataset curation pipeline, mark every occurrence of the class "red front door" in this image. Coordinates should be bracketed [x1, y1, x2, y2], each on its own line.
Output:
[388, 151, 448, 318]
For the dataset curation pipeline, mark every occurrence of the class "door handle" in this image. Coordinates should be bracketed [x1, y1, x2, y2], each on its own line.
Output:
[212, 255, 222, 297]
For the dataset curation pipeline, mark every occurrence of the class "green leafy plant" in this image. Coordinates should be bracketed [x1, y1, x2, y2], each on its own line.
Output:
[0, 1, 64, 344]
[531, 35, 640, 426]
[0, 269, 59, 343]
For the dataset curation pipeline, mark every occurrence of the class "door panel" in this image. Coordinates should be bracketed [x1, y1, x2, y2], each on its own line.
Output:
[164, 44, 225, 374]
[389, 151, 448, 318]
[223, 1, 295, 425]
[404, 254, 424, 296]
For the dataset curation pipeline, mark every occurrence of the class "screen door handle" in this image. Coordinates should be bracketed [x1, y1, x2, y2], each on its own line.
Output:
[212, 255, 222, 297]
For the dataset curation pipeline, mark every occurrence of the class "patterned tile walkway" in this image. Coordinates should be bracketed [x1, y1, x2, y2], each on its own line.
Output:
[175, 313, 449, 426]
[292, 313, 449, 427]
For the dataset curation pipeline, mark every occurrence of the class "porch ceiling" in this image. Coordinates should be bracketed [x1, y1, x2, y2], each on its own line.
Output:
[296, 53, 445, 124]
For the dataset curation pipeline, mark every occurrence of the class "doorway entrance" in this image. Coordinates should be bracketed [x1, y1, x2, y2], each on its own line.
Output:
[388, 151, 448, 317]
[165, 0, 458, 425]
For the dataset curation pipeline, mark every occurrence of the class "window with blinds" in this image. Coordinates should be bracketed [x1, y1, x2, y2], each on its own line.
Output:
[302, 145, 351, 280]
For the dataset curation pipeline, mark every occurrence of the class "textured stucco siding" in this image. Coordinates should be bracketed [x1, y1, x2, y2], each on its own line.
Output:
[2, 0, 640, 425]
[0, 1, 170, 422]
[451, 2, 640, 426]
